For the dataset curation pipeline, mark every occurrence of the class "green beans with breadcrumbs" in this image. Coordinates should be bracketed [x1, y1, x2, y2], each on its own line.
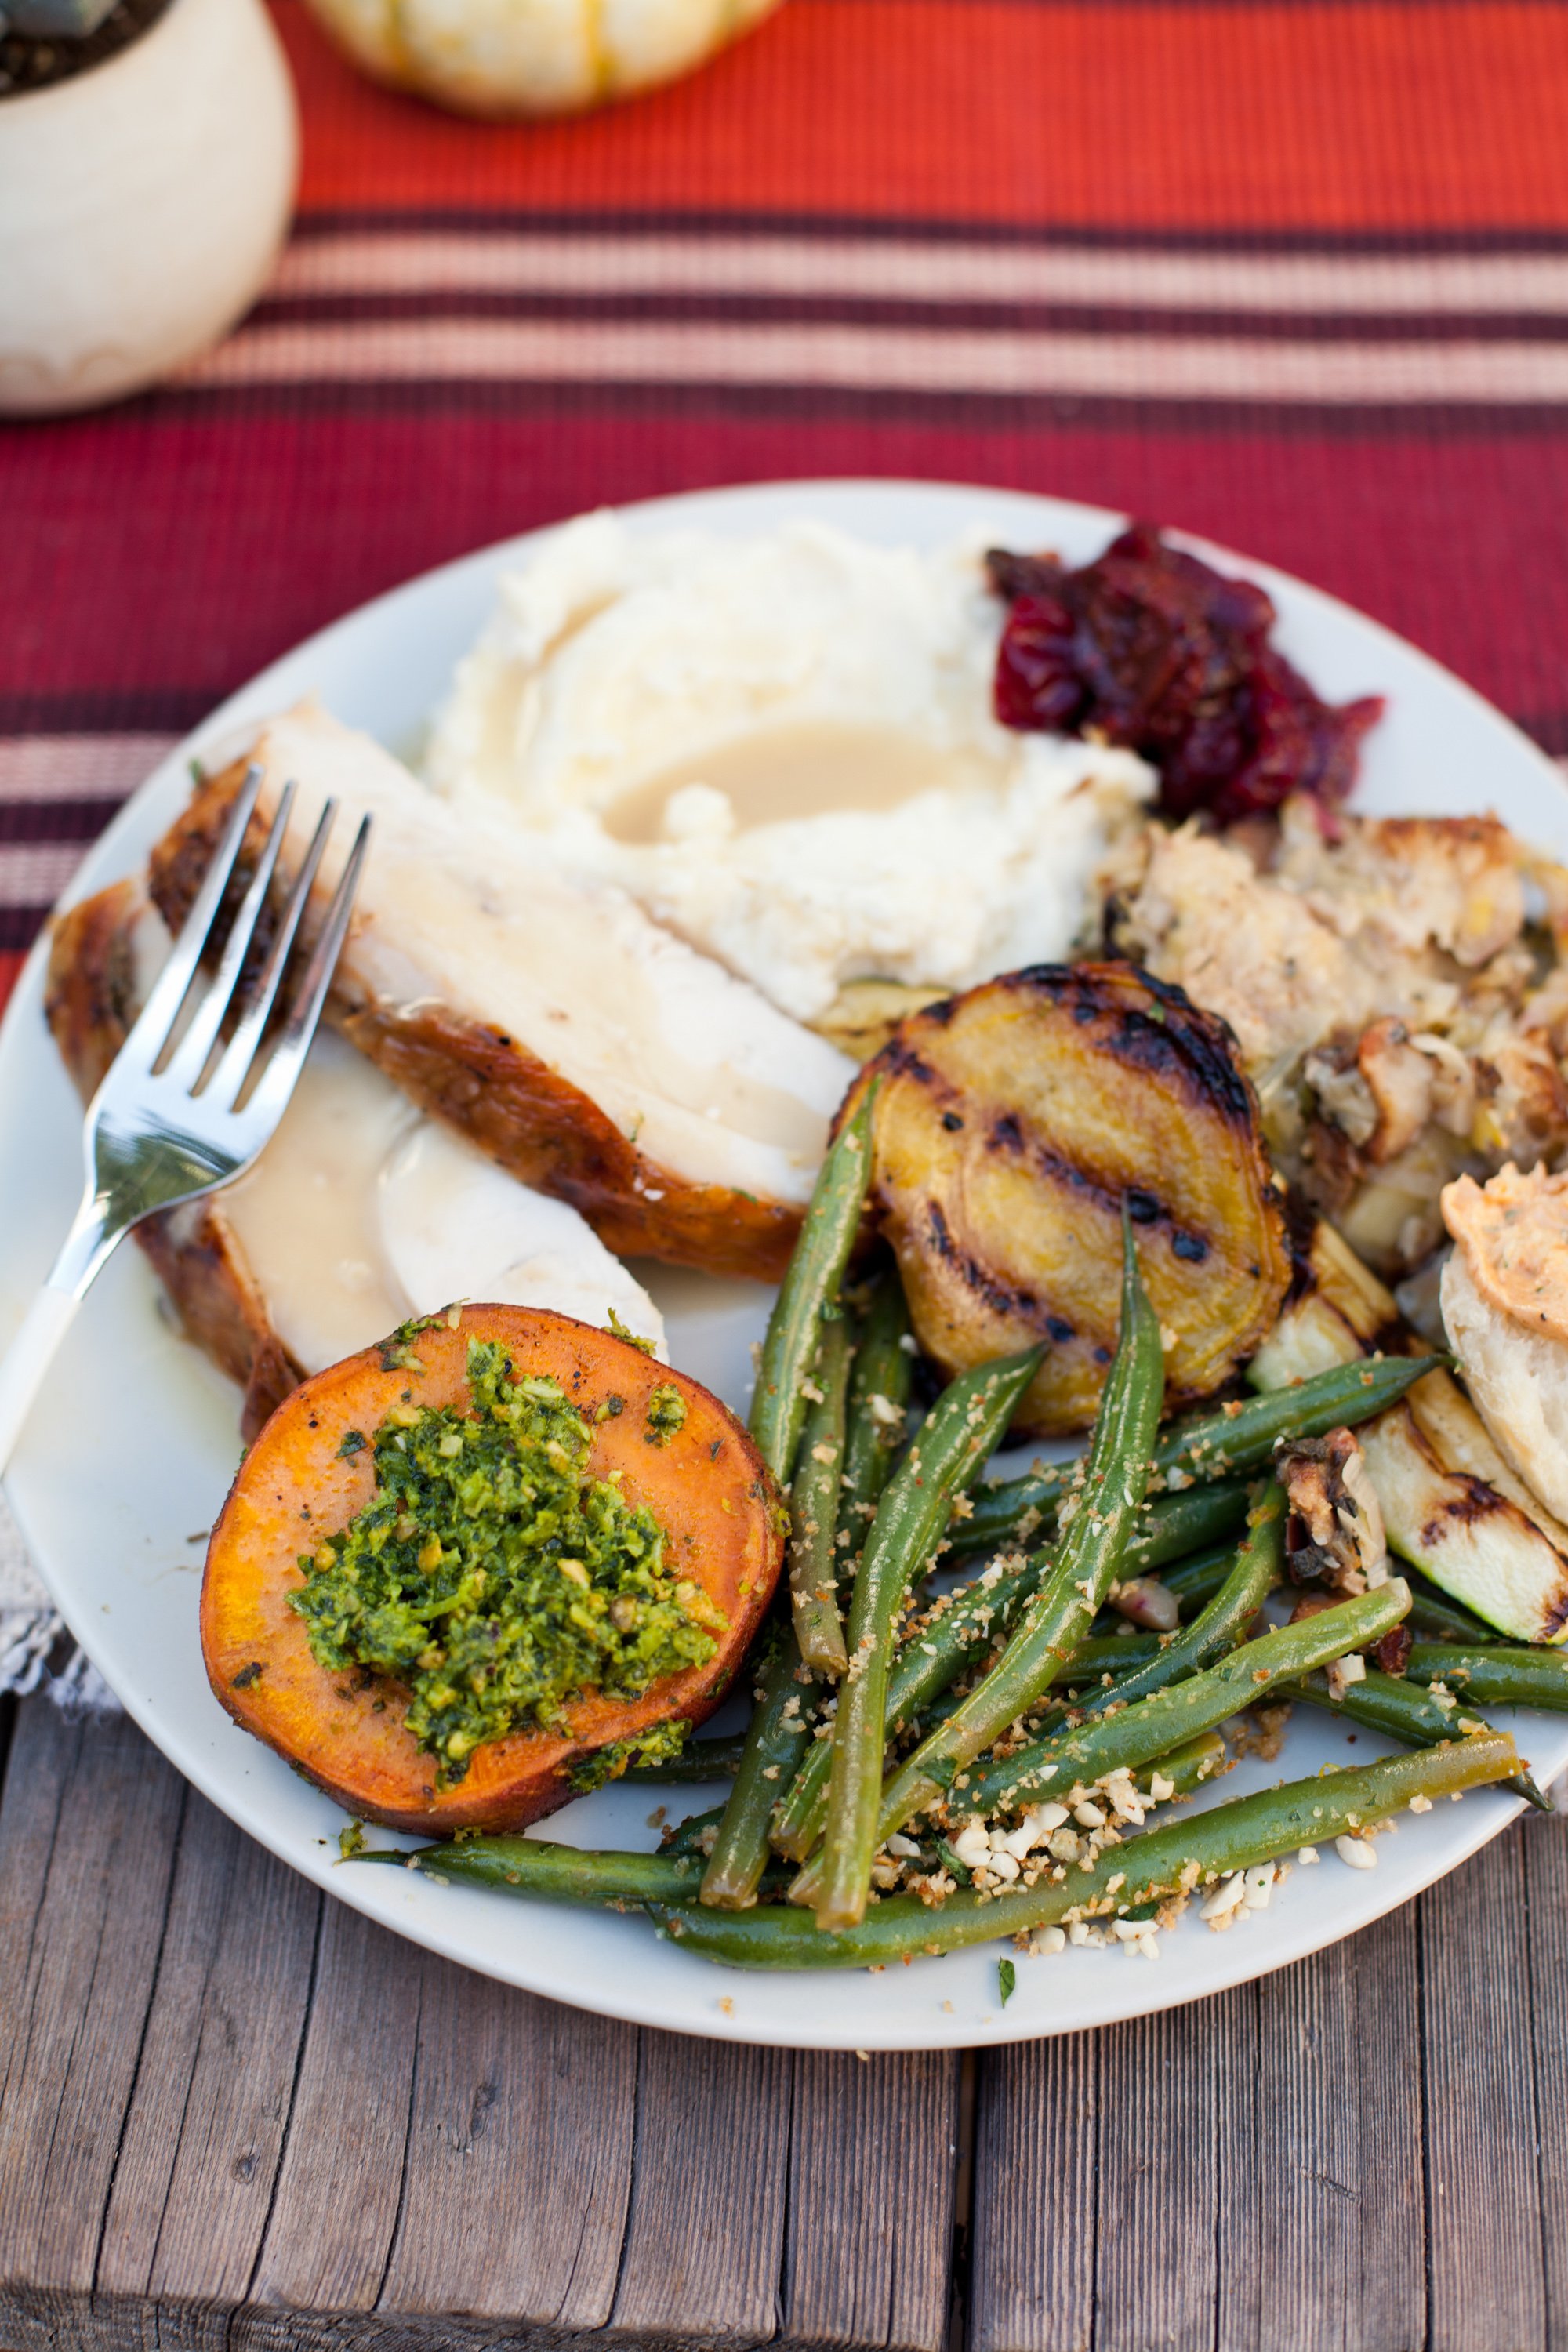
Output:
[840, 1265, 914, 1531]
[703, 1087, 877, 1902]
[699, 1628, 816, 1908]
[956, 1353, 1438, 1557]
[808, 1212, 1164, 1883]
[1052, 1479, 1286, 1729]
[810, 1343, 1044, 1931]
[771, 1546, 1042, 1859]
[648, 1733, 1519, 1969]
[1406, 1642, 1568, 1714]
[749, 1085, 877, 1487]
[1281, 1664, 1551, 1811]
[786, 1312, 854, 1674]
[956, 1579, 1410, 1820]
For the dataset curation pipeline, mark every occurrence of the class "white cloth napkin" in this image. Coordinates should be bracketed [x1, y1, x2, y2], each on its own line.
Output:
[0, 1486, 119, 1713]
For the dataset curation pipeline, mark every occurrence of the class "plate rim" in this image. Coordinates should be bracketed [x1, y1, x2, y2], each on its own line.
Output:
[3, 473, 1564, 2051]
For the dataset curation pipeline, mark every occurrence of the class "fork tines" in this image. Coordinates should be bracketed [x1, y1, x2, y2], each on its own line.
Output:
[121, 762, 369, 1112]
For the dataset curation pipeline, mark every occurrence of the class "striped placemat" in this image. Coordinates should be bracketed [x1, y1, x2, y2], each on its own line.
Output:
[4, 0, 1568, 1004]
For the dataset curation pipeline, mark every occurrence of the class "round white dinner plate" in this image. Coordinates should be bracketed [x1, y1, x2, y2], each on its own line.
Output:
[3, 479, 1565, 2050]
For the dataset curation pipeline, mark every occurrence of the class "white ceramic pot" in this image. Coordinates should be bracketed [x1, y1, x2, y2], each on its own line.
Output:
[0, 0, 298, 416]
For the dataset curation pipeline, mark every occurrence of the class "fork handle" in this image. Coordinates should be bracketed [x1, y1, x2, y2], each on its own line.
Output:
[0, 1287, 82, 1479]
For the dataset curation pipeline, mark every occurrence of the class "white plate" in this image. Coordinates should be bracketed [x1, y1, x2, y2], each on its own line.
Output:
[3, 479, 1566, 2051]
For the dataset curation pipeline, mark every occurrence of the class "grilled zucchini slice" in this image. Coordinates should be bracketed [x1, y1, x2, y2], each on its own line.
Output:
[847, 963, 1290, 1436]
[1249, 1218, 1568, 1644]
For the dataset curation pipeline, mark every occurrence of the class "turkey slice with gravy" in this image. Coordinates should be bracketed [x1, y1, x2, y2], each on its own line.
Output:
[148, 705, 856, 1281]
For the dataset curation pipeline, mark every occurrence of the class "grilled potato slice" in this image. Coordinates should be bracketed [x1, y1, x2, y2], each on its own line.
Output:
[848, 963, 1290, 1436]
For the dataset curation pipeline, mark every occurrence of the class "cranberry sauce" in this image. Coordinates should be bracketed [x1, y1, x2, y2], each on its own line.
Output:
[987, 526, 1383, 825]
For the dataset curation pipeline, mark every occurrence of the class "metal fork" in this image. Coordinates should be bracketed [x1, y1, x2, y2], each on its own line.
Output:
[0, 765, 371, 1475]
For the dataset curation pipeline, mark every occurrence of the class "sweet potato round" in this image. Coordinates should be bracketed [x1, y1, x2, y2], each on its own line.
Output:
[201, 1306, 782, 1832]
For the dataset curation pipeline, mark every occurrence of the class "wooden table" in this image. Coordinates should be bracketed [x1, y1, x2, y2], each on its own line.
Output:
[1, 1696, 1563, 2352]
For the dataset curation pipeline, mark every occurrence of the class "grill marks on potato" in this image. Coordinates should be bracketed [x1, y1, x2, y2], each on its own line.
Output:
[850, 964, 1291, 1438]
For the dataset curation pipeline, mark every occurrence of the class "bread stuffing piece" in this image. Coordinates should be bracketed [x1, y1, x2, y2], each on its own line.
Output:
[1276, 1425, 1388, 1594]
[1103, 796, 1568, 1277]
[1441, 1162, 1568, 1523]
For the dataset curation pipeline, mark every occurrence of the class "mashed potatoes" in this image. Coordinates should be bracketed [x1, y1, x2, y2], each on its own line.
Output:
[427, 514, 1154, 1026]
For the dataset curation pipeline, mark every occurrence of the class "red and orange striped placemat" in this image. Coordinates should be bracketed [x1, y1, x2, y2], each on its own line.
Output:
[5, 0, 1568, 1015]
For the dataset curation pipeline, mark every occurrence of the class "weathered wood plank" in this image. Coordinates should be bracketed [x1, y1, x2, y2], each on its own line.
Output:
[782, 2052, 960, 2352]
[1092, 1997, 1221, 2352]
[1523, 1795, 1567, 2350]
[1214, 1907, 1426, 2352]
[96, 1787, 321, 2336]
[0, 1704, 185, 2315]
[968, 2023, 1097, 2352]
[4, 1693, 1563, 2352]
[246, 1896, 430, 2315]
[609, 2031, 793, 2344]
[971, 1908, 1434, 2352]
[375, 1958, 637, 2332]
[1421, 1818, 1549, 2352]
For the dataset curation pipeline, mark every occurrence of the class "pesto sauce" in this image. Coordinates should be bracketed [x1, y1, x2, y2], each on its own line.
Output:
[567, 1716, 691, 1793]
[644, 1385, 688, 1447]
[291, 1340, 722, 1785]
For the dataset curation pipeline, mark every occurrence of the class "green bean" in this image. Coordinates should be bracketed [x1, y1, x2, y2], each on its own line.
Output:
[648, 1732, 1518, 1969]
[787, 1314, 854, 1675]
[1406, 1642, 1568, 1715]
[840, 1265, 914, 1531]
[1157, 1543, 1243, 1618]
[811, 1214, 1164, 1884]
[895, 1631, 1169, 1751]
[811, 1343, 1046, 1929]
[664, 1806, 725, 1855]
[1059, 1480, 1286, 1726]
[771, 1547, 1041, 1860]
[1090, 1515, 1251, 1637]
[1282, 1667, 1551, 1812]
[750, 1085, 878, 1486]
[957, 1581, 1410, 1820]
[1132, 1728, 1229, 1798]
[623, 1733, 748, 1784]
[699, 1628, 816, 1909]
[771, 1483, 1247, 1863]
[704, 1092, 877, 1900]
[1116, 1479, 1253, 1578]
[956, 1354, 1439, 1557]
[376, 1836, 711, 1906]
[366, 1818, 799, 1906]
[1403, 1574, 1502, 1646]
[1050, 1632, 1165, 1684]
[770, 1559, 1167, 1865]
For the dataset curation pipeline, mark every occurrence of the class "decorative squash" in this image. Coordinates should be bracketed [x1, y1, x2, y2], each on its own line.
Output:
[301, 0, 782, 116]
